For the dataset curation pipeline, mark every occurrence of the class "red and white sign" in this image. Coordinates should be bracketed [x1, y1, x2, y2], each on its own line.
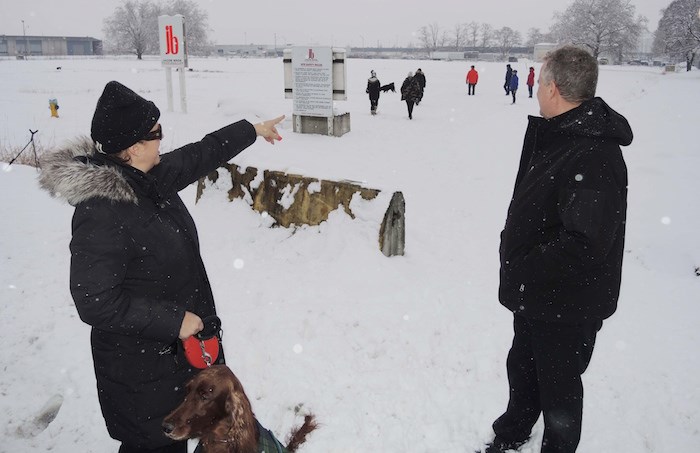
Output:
[158, 15, 187, 68]
[291, 46, 333, 117]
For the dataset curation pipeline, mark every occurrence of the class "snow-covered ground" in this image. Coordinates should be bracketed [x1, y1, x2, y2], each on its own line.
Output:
[1, 56, 698, 452]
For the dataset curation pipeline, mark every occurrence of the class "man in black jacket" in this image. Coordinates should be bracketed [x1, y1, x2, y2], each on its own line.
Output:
[481, 46, 633, 453]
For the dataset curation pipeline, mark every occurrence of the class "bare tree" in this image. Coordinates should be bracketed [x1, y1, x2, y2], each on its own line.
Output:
[550, 0, 645, 59]
[526, 27, 545, 46]
[653, 0, 700, 70]
[479, 23, 493, 48]
[466, 21, 480, 47]
[103, 0, 159, 59]
[452, 23, 468, 50]
[493, 26, 522, 59]
[439, 30, 450, 48]
[417, 23, 442, 51]
[104, 0, 211, 58]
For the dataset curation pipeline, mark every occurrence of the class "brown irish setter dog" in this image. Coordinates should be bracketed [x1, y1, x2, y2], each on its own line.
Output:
[162, 365, 317, 453]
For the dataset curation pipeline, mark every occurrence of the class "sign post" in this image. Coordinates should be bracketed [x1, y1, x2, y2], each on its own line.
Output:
[284, 47, 350, 137]
[158, 15, 188, 113]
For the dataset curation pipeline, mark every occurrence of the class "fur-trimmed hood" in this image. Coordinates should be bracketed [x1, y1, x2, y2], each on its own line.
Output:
[38, 136, 138, 206]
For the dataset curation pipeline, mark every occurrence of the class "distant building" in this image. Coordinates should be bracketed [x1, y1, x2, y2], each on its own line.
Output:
[209, 44, 279, 57]
[430, 51, 467, 61]
[533, 43, 559, 61]
[0, 35, 102, 57]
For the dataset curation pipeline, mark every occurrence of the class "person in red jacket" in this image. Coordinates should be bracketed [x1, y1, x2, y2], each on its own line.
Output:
[527, 67, 535, 98]
[466, 65, 479, 95]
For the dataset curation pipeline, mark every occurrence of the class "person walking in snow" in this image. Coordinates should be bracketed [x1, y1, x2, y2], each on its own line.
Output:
[466, 65, 479, 95]
[39, 80, 284, 453]
[366, 70, 395, 115]
[527, 67, 535, 98]
[366, 70, 381, 115]
[479, 45, 632, 453]
[400, 71, 422, 120]
[504, 63, 513, 95]
[509, 69, 519, 104]
[414, 68, 426, 104]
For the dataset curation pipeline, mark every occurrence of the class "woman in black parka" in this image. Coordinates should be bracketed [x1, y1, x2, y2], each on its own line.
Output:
[39, 81, 283, 453]
[366, 69, 381, 115]
[400, 72, 422, 120]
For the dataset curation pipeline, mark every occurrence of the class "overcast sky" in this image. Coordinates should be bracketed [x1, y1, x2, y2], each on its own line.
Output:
[1, 0, 667, 47]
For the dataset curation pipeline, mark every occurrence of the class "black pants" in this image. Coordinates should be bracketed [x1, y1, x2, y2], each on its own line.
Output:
[511, 89, 517, 104]
[492, 315, 602, 453]
[405, 100, 415, 119]
[468, 83, 476, 95]
[504, 81, 511, 94]
[528, 85, 533, 97]
[370, 97, 379, 112]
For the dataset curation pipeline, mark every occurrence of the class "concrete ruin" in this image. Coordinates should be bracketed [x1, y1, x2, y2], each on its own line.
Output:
[196, 163, 405, 256]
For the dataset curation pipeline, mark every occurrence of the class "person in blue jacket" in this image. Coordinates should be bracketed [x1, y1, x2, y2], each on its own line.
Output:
[504, 64, 513, 95]
[509, 69, 519, 104]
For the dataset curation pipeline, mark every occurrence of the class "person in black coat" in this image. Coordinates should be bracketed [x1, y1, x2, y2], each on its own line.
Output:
[400, 72, 422, 120]
[504, 63, 512, 95]
[366, 70, 381, 115]
[480, 46, 633, 453]
[39, 81, 284, 453]
[414, 68, 426, 104]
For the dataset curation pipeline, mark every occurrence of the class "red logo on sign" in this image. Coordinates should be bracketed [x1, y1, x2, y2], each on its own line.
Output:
[165, 25, 179, 55]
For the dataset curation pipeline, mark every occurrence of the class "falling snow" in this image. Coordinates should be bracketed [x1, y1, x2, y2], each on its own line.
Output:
[0, 57, 698, 453]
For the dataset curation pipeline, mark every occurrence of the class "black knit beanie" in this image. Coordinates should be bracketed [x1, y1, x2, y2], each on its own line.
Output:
[90, 81, 160, 154]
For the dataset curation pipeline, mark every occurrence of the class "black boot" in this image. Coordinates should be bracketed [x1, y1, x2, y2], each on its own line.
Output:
[478, 436, 528, 453]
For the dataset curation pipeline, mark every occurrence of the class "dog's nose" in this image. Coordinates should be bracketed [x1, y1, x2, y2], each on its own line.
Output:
[162, 422, 175, 434]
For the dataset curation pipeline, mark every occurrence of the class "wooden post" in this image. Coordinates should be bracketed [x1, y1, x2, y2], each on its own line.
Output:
[179, 68, 187, 113]
[165, 68, 174, 112]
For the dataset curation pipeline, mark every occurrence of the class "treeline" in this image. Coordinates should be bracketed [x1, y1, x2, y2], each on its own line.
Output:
[416, 0, 649, 62]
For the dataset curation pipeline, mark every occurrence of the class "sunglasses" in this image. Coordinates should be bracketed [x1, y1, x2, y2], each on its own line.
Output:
[142, 124, 163, 141]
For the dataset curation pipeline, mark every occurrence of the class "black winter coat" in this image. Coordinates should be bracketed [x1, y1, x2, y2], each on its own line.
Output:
[400, 76, 422, 103]
[39, 120, 257, 448]
[366, 77, 381, 100]
[414, 71, 426, 89]
[499, 98, 632, 323]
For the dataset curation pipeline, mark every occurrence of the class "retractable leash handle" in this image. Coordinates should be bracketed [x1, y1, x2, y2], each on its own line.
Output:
[182, 315, 222, 369]
[195, 315, 221, 341]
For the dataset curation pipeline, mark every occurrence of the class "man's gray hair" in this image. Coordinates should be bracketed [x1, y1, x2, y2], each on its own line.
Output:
[541, 46, 598, 103]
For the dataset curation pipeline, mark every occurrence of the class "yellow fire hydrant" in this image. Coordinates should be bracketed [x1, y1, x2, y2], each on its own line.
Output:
[49, 98, 59, 118]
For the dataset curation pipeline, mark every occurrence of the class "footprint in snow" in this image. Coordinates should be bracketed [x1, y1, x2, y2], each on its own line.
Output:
[15, 394, 64, 438]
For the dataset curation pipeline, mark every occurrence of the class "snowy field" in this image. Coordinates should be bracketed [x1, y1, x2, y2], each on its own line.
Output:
[0, 55, 699, 452]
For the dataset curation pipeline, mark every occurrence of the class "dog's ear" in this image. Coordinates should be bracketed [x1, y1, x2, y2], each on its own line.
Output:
[225, 376, 257, 452]
[225, 383, 235, 414]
